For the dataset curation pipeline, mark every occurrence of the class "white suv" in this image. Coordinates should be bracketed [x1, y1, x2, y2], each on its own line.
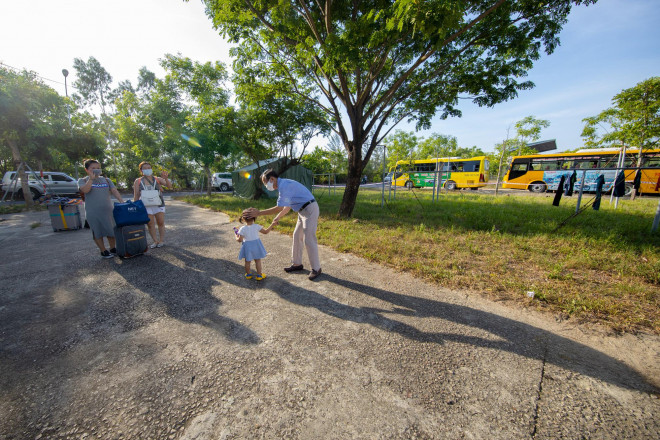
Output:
[212, 172, 233, 192]
[1, 171, 79, 200]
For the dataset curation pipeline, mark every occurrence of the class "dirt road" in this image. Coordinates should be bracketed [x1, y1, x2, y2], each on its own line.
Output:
[0, 199, 658, 439]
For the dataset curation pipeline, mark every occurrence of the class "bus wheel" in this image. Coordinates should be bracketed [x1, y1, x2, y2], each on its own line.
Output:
[445, 181, 457, 191]
[529, 182, 547, 193]
[624, 183, 633, 196]
[405, 181, 414, 190]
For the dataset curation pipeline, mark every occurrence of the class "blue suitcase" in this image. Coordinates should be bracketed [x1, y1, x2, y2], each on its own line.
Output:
[113, 200, 150, 227]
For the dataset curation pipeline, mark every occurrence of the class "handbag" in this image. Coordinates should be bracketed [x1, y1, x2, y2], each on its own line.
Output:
[113, 199, 150, 227]
[140, 178, 162, 207]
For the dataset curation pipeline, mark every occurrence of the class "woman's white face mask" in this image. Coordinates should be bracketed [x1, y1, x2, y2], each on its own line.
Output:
[266, 180, 274, 191]
[142, 169, 153, 176]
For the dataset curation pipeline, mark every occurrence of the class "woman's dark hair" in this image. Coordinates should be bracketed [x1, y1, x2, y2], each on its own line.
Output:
[261, 169, 279, 181]
[83, 159, 99, 169]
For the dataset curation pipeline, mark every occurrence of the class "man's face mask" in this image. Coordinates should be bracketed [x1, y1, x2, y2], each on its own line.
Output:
[142, 169, 153, 176]
[266, 180, 274, 191]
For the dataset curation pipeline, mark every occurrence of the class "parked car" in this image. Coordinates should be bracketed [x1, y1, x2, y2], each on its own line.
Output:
[212, 172, 233, 191]
[383, 172, 392, 183]
[1, 171, 80, 200]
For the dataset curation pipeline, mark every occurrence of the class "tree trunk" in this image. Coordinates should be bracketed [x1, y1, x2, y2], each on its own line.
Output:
[7, 139, 34, 210]
[338, 146, 363, 218]
[204, 165, 213, 196]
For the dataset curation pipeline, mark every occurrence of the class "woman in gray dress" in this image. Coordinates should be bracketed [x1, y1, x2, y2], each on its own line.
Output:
[78, 159, 125, 258]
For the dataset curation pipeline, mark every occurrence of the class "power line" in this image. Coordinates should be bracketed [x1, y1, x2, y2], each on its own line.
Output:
[0, 62, 67, 87]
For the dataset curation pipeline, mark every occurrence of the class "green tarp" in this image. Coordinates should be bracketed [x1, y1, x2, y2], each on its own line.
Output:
[231, 157, 313, 199]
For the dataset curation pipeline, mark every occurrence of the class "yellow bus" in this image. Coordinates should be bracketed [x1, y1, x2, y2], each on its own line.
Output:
[502, 148, 660, 195]
[391, 156, 489, 190]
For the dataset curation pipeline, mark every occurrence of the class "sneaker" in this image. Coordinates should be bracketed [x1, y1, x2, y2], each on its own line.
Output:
[244, 273, 254, 280]
[100, 250, 113, 259]
[149, 243, 158, 249]
[255, 273, 266, 281]
[156, 242, 164, 248]
[284, 264, 304, 273]
[109, 248, 117, 255]
[308, 268, 322, 280]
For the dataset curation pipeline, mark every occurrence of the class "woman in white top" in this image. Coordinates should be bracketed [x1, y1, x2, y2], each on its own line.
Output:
[133, 161, 172, 248]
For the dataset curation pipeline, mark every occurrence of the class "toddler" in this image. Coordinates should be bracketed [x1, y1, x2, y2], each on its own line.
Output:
[235, 214, 274, 280]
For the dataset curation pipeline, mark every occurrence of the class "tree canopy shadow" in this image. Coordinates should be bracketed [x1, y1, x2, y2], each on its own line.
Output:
[261, 270, 657, 394]
[113, 248, 259, 345]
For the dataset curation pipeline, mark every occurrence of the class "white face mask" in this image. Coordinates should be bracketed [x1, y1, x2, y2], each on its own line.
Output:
[142, 169, 153, 176]
[266, 180, 274, 191]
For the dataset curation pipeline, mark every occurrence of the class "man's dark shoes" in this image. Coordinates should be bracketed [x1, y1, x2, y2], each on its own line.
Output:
[284, 264, 304, 273]
[308, 268, 322, 281]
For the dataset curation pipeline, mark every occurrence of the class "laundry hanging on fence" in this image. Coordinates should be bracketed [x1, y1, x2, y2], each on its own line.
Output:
[593, 175, 605, 211]
[633, 170, 642, 191]
[613, 171, 626, 197]
[564, 170, 577, 196]
[552, 175, 566, 206]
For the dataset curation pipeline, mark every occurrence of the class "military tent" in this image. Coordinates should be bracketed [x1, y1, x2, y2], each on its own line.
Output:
[232, 157, 313, 199]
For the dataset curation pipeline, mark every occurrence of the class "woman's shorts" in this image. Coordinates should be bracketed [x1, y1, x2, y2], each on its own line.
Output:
[146, 206, 165, 215]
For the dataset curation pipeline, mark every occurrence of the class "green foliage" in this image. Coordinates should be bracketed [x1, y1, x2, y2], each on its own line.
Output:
[385, 130, 419, 169]
[301, 146, 333, 174]
[72, 56, 114, 116]
[581, 77, 660, 151]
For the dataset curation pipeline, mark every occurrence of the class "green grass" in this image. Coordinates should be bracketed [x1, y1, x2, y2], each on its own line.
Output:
[0, 204, 26, 214]
[0, 203, 47, 214]
[181, 189, 660, 334]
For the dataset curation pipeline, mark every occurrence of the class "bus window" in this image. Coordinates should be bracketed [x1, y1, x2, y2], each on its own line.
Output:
[561, 160, 574, 170]
[462, 160, 479, 172]
[532, 160, 560, 171]
[600, 157, 617, 168]
[414, 163, 436, 172]
[511, 163, 528, 172]
[575, 159, 597, 169]
[643, 156, 660, 168]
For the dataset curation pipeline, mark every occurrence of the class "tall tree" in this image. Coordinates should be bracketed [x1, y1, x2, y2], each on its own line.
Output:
[0, 68, 69, 207]
[581, 77, 660, 198]
[72, 56, 120, 178]
[160, 54, 237, 195]
[417, 134, 459, 160]
[72, 56, 113, 116]
[200, 0, 598, 217]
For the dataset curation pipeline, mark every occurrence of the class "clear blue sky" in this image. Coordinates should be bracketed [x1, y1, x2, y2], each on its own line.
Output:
[1, 0, 658, 153]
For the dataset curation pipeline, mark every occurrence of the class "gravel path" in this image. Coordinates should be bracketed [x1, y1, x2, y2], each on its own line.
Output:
[0, 199, 658, 439]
